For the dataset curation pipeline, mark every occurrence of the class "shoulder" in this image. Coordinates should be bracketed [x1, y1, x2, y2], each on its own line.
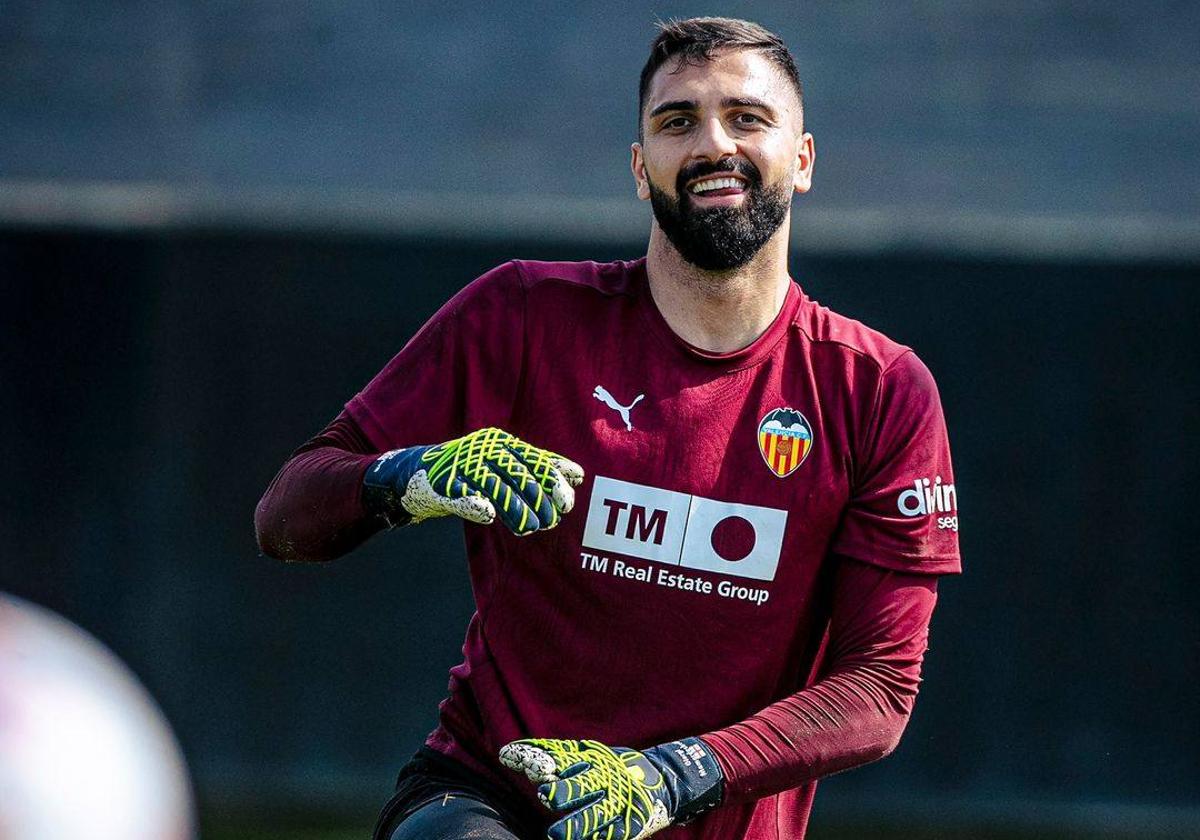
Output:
[792, 290, 946, 418]
[433, 258, 641, 334]
[792, 290, 915, 375]
[508, 258, 643, 298]
[435, 258, 642, 333]
[454, 258, 640, 310]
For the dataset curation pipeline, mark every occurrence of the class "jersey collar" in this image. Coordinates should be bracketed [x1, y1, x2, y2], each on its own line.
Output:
[633, 257, 802, 372]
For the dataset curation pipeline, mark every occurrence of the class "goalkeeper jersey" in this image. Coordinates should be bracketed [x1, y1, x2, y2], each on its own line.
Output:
[345, 257, 961, 839]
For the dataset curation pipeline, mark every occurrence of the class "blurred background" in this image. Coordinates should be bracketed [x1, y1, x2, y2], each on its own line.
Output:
[2, 2, 1197, 838]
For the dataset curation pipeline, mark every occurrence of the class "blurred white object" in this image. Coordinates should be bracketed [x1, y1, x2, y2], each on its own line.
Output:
[0, 592, 195, 840]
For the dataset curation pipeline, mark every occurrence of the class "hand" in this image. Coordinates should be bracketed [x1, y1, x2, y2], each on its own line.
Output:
[363, 427, 584, 535]
[500, 737, 723, 840]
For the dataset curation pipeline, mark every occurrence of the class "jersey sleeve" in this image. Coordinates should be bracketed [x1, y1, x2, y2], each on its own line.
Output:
[828, 350, 961, 575]
[345, 261, 528, 451]
[254, 410, 382, 563]
[702, 557, 938, 801]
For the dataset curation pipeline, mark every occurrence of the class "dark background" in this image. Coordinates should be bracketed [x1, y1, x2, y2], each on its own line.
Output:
[3, 232, 1197, 837]
[2, 2, 1198, 838]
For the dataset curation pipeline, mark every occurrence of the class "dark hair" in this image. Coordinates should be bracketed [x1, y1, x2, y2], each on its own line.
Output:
[638, 17, 804, 139]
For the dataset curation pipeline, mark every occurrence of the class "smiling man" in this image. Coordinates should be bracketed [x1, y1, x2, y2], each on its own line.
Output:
[256, 17, 960, 840]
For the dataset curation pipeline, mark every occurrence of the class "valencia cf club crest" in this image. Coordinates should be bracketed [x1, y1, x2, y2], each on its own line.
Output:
[758, 408, 814, 477]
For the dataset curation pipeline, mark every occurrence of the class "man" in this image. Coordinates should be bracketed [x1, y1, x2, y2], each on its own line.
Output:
[256, 16, 961, 840]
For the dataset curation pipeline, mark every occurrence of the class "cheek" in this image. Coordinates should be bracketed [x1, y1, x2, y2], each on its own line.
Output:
[752, 138, 799, 176]
[758, 154, 792, 182]
[644, 158, 682, 192]
[640, 142, 688, 187]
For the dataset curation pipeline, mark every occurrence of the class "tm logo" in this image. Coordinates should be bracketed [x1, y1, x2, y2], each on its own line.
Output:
[598, 499, 668, 544]
[581, 476, 787, 581]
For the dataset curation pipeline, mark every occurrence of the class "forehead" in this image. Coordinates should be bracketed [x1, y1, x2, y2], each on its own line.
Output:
[643, 48, 796, 115]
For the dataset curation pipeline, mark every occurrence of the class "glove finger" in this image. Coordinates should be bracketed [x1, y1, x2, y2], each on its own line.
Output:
[547, 804, 621, 840]
[400, 470, 495, 524]
[538, 770, 605, 811]
[509, 449, 572, 516]
[552, 455, 585, 489]
[509, 441, 584, 508]
[499, 740, 586, 784]
[525, 460, 576, 519]
[542, 458, 581, 515]
[440, 475, 496, 524]
[461, 465, 542, 535]
[417, 468, 497, 525]
[489, 448, 559, 528]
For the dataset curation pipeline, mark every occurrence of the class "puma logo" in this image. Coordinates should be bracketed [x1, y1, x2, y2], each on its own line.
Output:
[593, 386, 644, 432]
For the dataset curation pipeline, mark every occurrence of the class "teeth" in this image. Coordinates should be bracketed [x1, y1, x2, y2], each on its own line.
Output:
[691, 177, 743, 194]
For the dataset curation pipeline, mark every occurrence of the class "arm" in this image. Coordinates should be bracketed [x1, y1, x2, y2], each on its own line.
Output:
[255, 262, 583, 562]
[254, 410, 383, 563]
[501, 354, 959, 837]
[697, 352, 959, 802]
[500, 558, 940, 839]
[255, 410, 585, 562]
[701, 556, 939, 802]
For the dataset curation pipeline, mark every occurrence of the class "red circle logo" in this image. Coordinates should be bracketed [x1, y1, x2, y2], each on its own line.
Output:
[709, 515, 756, 562]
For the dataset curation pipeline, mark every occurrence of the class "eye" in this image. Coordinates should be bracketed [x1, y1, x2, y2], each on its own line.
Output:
[662, 116, 692, 130]
[734, 112, 763, 126]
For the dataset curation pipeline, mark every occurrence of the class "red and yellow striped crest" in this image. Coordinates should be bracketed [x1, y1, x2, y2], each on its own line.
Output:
[757, 408, 814, 478]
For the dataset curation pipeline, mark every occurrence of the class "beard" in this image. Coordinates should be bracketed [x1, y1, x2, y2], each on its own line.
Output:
[647, 159, 792, 271]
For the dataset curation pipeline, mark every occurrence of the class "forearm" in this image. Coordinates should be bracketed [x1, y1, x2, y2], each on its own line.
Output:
[496, 561, 938, 837]
[254, 411, 384, 562]
[702, 660, 917, 801]
[702, 559, 939, 802]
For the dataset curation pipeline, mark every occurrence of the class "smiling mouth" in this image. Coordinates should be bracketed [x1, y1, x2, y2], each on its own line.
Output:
[689, 176, 747, 197]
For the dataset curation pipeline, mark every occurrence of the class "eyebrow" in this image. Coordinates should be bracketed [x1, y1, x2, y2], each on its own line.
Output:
[648, 96, 779, 120]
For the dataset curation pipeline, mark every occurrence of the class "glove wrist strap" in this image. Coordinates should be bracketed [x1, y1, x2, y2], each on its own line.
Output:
[363, 448, 424, 527]
[647, 736, 724, 824]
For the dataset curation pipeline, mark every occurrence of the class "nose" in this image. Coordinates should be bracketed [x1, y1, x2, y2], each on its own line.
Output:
[691, 115, 739, 161]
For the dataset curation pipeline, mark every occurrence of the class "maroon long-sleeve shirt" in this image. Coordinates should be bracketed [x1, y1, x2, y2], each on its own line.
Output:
[256, 258, 960, 840]
[257, 409, 937, 800]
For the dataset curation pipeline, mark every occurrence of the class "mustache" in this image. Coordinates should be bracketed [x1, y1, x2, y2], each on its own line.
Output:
[675, 158, 762, 193]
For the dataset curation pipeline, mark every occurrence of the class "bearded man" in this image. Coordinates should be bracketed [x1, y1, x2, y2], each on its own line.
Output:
[257, 16, 961, 840]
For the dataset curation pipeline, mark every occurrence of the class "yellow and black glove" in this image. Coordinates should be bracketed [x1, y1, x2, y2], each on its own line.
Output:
[501, 737, 723, 840]
[364, 427, 583, 535]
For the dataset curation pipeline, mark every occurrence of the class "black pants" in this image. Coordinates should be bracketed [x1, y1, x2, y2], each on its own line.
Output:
[373, 749, 544, 840]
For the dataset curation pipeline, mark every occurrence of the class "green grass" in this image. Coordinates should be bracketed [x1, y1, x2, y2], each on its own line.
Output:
[199, 803, 1193, 840]
[199, 821, 1171, 840]
[205, 831, 363, 840]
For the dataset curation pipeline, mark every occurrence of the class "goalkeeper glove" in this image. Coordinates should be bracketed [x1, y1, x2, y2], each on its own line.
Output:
[500, 737, 723, 840]
[363, 427, 584, 536]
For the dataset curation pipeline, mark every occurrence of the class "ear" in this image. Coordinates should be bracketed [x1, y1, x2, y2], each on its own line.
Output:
[793, 133, 815, 195]
[630, 143, 651, 201]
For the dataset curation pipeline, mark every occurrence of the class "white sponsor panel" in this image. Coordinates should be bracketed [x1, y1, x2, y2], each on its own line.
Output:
[582, 476, 787, 582]
[681, 495, 785, 581]
[581, 477, 691, 565]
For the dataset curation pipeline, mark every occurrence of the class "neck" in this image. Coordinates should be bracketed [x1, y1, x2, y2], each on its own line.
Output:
[644, 221, 792, 354]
